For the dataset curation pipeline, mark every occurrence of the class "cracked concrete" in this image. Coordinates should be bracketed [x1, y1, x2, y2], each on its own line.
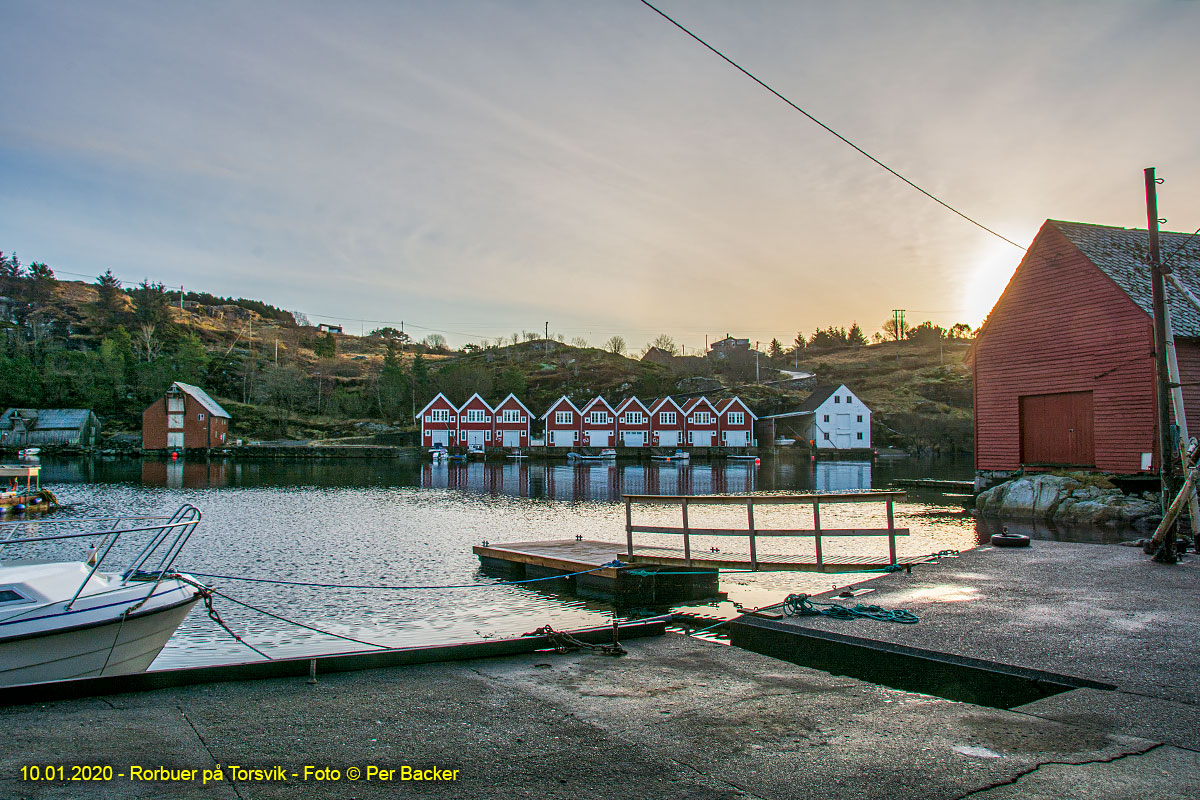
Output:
[1, 634, 1193, 799]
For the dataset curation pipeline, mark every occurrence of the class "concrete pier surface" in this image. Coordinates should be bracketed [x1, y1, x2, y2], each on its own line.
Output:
[732, 539, 1200, 754]
[3, 626, 1198, 799]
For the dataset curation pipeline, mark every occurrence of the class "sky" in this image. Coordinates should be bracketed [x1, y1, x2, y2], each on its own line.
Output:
[2, 0, 1199, 352]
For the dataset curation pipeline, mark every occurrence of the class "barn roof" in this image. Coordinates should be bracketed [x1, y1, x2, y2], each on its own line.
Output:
[1052, 220, 1200, 337]
[796, 385, 843, 413]
[0, 408, 95, 430]
[171, 382, 231, 418]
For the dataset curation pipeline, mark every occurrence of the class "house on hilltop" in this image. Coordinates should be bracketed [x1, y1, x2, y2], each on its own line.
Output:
[971, 219, 1200, 475]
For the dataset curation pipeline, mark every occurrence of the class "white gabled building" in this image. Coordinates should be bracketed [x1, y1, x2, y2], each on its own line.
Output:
[799, 385, 871, 449]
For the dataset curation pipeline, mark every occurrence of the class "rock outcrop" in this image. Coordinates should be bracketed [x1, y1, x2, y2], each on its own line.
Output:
[975, 474, 1162, 529]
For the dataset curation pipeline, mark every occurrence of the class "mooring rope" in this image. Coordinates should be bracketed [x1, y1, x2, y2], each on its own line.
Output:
[183, 561, 625, 591]
[172, 573, 387, 654]
[781, 593, 919, 624]
[524, 624, 626, 656]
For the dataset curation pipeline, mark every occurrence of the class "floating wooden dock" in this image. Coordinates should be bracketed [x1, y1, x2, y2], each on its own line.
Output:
[473, 491, 918, 602]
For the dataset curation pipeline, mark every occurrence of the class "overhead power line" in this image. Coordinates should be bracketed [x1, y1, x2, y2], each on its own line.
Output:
[638, 0, 1026, 251]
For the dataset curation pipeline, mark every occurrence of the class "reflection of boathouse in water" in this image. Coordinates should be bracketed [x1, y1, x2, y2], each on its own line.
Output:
[420, 460, 874, 501]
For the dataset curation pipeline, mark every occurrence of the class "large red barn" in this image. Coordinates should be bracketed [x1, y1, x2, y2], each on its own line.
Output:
[972, 219, 1200, 476]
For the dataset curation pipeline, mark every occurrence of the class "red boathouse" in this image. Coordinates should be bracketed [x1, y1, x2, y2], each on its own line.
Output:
[971, 219, 1200, 476]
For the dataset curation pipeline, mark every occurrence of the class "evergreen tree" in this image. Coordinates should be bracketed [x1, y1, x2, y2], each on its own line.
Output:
[848, 322, 867, 347]
[768, 338, 784, 360]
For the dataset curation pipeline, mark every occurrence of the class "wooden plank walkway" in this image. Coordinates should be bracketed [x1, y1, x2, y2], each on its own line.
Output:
[473, 540, 923, 574]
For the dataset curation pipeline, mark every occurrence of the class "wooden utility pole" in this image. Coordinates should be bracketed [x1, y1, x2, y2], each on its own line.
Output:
[1145, 167, 1178, 559]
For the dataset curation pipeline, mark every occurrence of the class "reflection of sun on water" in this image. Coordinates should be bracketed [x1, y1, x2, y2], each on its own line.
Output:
[963, 241, 1023, 327]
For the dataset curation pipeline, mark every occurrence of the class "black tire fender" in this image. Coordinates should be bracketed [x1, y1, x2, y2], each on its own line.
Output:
[991, 532, 1031, 548]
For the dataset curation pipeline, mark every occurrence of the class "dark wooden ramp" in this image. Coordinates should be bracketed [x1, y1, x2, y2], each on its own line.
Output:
[473, 539, 923, 574]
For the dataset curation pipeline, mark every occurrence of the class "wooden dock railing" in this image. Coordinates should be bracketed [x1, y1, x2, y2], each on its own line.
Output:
[622, 492, 908, 570]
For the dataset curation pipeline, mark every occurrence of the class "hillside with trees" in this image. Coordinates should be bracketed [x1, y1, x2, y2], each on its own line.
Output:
[0, 252, 975, 451]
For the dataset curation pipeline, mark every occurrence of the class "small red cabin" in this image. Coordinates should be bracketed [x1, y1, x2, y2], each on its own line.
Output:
[142, 382, 230, 450]
[683, 397, 720, 447]
[541, 397, 581, 448]
[418, 393, 458, 448]
[580, 397, 618, 447]
[457, 393, 494, 448]
[972, 219, 1200, 475]
[493, 394, 532, 448]
[615, 397, 652, 448]
[649, 398, 686, 448]
[717, 397, 756, 447]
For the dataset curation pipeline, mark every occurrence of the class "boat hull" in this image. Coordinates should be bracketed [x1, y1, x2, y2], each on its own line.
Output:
[0, 594, 199, 687]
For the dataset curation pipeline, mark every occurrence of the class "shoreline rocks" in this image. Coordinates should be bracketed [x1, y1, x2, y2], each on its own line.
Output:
[975, 474, 1163, 530]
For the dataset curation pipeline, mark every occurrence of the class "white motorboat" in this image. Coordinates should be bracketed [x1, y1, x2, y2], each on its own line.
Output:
[18, 448, 40, 460]
[567, 449, 617, 462]
[429, 447, 449, 460]
[0, 505, 203, 687]
[651, 449, 691, 462]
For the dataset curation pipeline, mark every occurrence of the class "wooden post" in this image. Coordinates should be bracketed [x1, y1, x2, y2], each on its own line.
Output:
[886, 497, 897, 565]
[746, 497, 758, 570]
[813, 499, 823, 569]
[682, 498, 691, 567]
[625, 497, 634, 558]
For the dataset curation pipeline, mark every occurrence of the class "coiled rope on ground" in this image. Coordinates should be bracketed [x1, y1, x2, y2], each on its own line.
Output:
[781, 593, 919, 624]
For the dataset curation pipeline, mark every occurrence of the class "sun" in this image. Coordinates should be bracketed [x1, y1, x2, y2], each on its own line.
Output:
[962, 241, 1023, 327]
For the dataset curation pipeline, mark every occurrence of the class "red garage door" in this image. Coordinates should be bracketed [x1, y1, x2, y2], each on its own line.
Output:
[1019, 391, 1094, 466]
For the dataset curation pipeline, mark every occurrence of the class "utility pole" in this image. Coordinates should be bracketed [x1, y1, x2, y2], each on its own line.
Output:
[545, 321, 549, 340]
[892, 309, 906, 364]
[1146, 167, 1178, 560]
[755, 341, 760, 382]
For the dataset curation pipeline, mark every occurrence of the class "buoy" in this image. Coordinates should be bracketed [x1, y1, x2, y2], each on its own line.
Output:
[754, 457, 760, 465]
[171, 451, 179, 461]
[13, 503, 26, 513]
[991, 532, 1031, 548]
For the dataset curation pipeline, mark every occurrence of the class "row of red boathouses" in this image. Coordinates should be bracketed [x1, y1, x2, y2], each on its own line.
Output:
[418, 393, 757, 449]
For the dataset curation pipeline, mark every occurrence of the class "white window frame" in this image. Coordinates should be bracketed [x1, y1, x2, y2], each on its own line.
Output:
[727, 412, 744, 426]
[466, 409, 486, 423]
[660, 412, 677, 426]
[555, 411, 572, 425]
[197, 413, 205, 421]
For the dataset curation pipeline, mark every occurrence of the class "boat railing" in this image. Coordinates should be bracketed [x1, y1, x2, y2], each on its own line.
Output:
[0, 504, 202, 608]
[622, 491, 908, 569]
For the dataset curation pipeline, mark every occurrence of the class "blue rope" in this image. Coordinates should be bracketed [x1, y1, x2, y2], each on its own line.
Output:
[782, 593, 919, 624]
[185, 560, 625, 590]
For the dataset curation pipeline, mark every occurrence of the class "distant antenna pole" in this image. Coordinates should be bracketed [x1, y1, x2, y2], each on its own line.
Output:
[545, 321, 549, 340]
[1146, 168, 1177, 548]
[892, 309, 906, 364]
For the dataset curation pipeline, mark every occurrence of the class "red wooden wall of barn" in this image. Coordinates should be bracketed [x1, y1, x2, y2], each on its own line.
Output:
[974, 223, 1158, 473]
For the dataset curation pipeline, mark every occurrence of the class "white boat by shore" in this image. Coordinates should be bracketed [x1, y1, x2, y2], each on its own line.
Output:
[0, 505, 203, 687]
[651, 450, 691, 462]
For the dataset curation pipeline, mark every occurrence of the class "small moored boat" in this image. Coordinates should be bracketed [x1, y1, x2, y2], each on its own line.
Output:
[18, 448, 40, 460]
[0, 505, 204, 687]
[651, 450, 691, 462]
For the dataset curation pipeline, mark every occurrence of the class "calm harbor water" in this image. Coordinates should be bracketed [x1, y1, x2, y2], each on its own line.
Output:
[14, 453, 995, 668]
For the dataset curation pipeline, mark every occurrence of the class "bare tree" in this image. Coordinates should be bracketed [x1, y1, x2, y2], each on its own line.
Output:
[649, 334, 677, 355]
[605, 335, 626, 355]
[138, 323, 163, 361]
[571, 337, 589, 349]
[423, 333, 448, 351]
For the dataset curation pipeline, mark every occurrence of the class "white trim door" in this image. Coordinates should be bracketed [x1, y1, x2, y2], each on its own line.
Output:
[837, 432, 852, 448]
[551, 429, 574, 447]
[430, 430, 449, 447]
[467, 430, 486, 447]
[692, 431, 714, 447]
[587, 430, 610, 447]
[725, 431, 749, 447]
[622, 431, 644, 447]
[658, 430, 679, 447]
[502, 430, 521, 447]
[167, 431, 184, 448]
